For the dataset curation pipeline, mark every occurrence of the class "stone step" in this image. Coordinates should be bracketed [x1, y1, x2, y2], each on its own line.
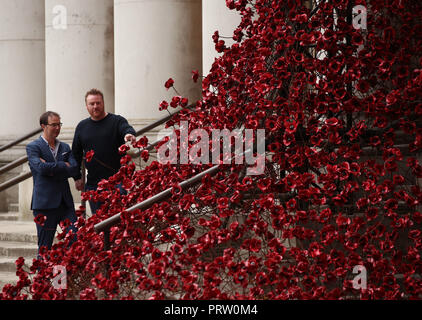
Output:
[0, 212, 19, 222]
[0, 218, 67, 292]
[0, 257, 33, 273]
[0, 220, 37, 243]
[0, 271, 19, 291]
[0, 241, 38, 257]
[0, 232, 37, 243]
[8, 203, 18, 213]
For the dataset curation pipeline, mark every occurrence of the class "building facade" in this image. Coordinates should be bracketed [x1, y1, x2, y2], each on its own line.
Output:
[0, 0, 241, 216]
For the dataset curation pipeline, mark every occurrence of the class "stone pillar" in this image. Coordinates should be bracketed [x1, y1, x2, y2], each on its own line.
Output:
[45, 0, 115, 130]
[0, 0, 45, 137]
[0, 0, 45, 218]
[202, 0, 241, 75]
[114, 0, 202, 137]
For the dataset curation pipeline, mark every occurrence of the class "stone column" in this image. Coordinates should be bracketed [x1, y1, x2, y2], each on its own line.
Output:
[42, 0, 114, 215]
[45, 0, 115, 130]
[0, 0, 45, 137]
[0, 0, 45, 217]
[114, 0, 202, 138]
[202, 0, 241, 75]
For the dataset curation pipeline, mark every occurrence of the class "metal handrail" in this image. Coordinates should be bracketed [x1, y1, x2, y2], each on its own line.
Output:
[0, 171, 32, 192]
[94, 164, 221, 233]
[0, 128, 42, 153]
[94, 164, 222, 250]
[0, 106, 191, 193]
[93, 148, 254, 250]
[0, 128, 42, 192]
[135, 105, 190, 137]
[0, 155, 28, 175]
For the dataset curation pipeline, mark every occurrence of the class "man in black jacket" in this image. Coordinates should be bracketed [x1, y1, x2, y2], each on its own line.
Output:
[72, 88, 136, 214]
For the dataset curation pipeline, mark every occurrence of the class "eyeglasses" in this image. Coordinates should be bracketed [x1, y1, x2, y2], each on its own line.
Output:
[46, 123, 63, 128]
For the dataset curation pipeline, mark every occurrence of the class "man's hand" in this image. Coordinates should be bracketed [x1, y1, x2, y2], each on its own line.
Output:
[40, 158, 46, 163]
[124, 133, 136, 144]
[75, 179, 84, 191]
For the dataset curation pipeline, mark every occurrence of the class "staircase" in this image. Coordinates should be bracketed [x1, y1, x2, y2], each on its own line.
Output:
[0, 205, 38, 291]
[0, 201, 90, 292]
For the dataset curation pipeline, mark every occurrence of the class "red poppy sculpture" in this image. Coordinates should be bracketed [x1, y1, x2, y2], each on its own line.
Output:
[2, 0, 421, 300]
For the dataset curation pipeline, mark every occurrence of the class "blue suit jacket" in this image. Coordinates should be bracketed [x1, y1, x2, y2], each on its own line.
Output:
[26, 136, 79, 210]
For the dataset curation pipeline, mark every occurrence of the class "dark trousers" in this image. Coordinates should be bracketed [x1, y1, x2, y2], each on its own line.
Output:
[33, 199, 77, 259]
[85, 183, 126, 215]
[85, 184, 103, 215]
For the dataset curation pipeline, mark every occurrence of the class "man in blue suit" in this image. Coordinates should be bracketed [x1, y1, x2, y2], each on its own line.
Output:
[26, 111, 79, 257]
